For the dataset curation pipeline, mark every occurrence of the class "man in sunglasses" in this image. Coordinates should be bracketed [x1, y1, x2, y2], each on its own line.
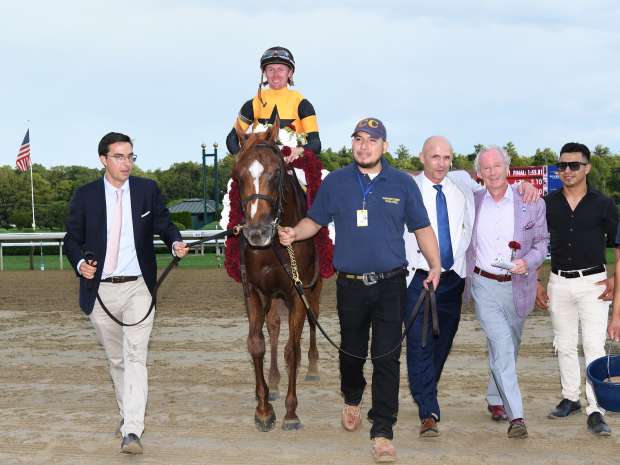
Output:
[536, 142, 618, 436]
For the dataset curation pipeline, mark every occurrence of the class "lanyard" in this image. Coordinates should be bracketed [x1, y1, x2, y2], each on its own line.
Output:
[357, 171, 378, 210]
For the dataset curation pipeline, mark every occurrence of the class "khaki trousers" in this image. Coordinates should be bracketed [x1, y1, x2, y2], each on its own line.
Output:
[548, 271, 609, 416]
[89, 277, 154, 437]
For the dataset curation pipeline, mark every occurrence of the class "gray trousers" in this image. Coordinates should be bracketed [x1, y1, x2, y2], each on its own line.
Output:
[471, 274, 525, 420]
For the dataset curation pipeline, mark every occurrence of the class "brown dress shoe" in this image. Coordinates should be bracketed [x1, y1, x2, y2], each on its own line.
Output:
[507, 418, 528, 439]
[419, 417, 440, 437]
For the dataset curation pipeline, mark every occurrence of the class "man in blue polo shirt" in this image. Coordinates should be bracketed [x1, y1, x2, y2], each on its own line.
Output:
[279, 117, 441, 463]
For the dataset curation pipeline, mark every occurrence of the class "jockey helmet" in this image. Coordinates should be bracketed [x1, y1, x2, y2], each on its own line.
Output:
[260, 46, 295, 73]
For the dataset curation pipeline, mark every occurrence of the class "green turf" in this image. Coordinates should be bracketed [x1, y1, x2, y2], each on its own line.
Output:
[1, 252, 223, 271]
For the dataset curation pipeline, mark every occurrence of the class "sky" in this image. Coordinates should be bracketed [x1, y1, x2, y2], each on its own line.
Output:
[2, 0, 620, 170]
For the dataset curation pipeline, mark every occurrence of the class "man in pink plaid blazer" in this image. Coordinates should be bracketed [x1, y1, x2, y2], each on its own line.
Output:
[464, 145, 548, 439]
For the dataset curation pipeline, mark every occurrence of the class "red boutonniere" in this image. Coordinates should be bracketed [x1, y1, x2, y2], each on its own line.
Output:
[509, 240, 521, 260]
[281, 146, 292, 157]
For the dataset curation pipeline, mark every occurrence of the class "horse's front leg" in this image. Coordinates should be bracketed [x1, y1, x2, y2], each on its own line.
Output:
[266, 300, 282, 400]
[282, 295, 306, 430]
[246, 288, 276, 432]
[305, 279, 322, 382]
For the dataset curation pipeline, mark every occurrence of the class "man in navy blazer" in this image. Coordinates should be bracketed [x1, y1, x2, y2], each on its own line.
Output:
[64, 132, 187, 454]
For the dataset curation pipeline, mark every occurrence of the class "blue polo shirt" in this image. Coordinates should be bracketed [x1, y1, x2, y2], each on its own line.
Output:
[309, 159, 430, 274]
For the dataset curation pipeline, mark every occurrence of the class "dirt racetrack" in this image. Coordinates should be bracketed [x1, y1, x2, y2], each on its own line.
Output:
[1, 268, 618, 465]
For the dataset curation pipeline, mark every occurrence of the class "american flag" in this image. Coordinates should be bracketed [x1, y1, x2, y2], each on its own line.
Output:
[16, 129, 32, 172]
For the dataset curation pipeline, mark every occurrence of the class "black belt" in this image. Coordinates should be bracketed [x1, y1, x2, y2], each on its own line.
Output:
[338, 268, 408, 286]
[551, 265, 605, 279]
[100, 276, 140, 284]
[415, 269, 454, 278]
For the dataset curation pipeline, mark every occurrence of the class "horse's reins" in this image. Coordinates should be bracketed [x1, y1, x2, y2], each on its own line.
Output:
[88, 227, 243, 327]
[271, 238, 439, 361]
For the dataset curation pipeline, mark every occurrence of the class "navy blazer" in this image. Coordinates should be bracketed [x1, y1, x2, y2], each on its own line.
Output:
[64, 176, 182, 314]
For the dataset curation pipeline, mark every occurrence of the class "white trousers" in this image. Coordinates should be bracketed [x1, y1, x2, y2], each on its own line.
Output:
[89, 277, 154, 436]
[548, 271, 609, 416]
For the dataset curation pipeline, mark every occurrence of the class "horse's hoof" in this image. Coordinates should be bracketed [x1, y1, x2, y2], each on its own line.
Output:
[282, 418, 303, 431]
[268, 390, 279, 401]
[305, 374, 320, 382]
[255, 412, 277, 432]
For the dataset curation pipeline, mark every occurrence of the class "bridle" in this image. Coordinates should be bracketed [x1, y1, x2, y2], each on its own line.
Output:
[238, 142, 286, 240]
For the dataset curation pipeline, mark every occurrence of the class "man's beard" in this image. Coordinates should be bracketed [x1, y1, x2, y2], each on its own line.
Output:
[354, 158, 381, 170]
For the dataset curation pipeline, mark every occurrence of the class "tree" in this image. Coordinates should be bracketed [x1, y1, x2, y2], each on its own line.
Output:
[153, 161, 202, 201]
[37, 201, 69, 229]
[395, 144, 411, 161]
[593, 144, 611, 157]
[452, 153, 474, 170]
[503, 141, 519, 160]
[319, 146, 352, 172]
[10, 210, 32, 229]
[467, 144, 485, 161]
[531, 148, 557, 166]
[0, 166, 19, 226]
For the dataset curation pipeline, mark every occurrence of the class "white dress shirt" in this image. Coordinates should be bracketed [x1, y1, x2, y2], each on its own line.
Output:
[412, 174, 467, 277]
[475, 186, 515, 275]
[102, 177, 142, 278]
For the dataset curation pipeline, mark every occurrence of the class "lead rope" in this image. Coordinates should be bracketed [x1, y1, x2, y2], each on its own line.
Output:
[280, 243, 438, 361]
[94, 226, 244, 327]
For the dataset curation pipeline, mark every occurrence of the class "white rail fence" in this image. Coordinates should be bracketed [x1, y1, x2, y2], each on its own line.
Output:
[0, 230, 226, 271]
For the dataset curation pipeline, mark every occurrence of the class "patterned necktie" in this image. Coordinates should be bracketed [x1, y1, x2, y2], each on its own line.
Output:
[103, 189, 123, 274]
[433, 184, 454, 271]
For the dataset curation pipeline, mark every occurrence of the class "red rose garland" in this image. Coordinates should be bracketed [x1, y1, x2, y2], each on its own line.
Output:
[224, 178, 243, 282]
[224, 148, 335, 282]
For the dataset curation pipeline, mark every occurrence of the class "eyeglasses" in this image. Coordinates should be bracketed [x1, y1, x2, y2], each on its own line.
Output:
[556, 161, 587, 171]
[109, 154, 137, 163]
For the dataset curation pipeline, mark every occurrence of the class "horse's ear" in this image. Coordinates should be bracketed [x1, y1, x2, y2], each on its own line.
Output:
[235, 124, 249, 149]
[266, 117, 280, 143]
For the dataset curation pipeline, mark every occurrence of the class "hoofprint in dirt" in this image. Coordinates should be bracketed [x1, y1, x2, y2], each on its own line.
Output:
[0, 269, 618, 465]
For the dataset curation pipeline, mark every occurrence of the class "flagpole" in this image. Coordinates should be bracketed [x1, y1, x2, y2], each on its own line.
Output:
[26, 123, 43, 270]
[26, 121, 35, 231]
[29, 160, 36, 231]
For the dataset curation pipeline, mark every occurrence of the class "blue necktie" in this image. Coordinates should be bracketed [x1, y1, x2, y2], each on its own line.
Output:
[433, 184, 454, 271]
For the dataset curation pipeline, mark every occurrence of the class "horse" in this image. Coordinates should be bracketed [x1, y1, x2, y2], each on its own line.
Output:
[233, 120, 322, 431]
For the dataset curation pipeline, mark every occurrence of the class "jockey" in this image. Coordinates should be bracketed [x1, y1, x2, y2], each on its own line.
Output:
[222, 46, 334, 282]
[225, 46, 322, 162]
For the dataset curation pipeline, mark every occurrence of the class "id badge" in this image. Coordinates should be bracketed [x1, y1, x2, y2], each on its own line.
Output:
[356, 209, 368, 227]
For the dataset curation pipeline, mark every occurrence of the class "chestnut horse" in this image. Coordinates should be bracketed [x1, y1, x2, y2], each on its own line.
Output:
[233, 121, 322, 431]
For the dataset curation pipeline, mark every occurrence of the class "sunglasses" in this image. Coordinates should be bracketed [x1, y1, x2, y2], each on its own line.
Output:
[556, 161, 587, 171]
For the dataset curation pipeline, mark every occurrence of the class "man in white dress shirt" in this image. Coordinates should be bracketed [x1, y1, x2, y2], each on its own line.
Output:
[65, 132, 188, 454]
[404, 136, 476, 437]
